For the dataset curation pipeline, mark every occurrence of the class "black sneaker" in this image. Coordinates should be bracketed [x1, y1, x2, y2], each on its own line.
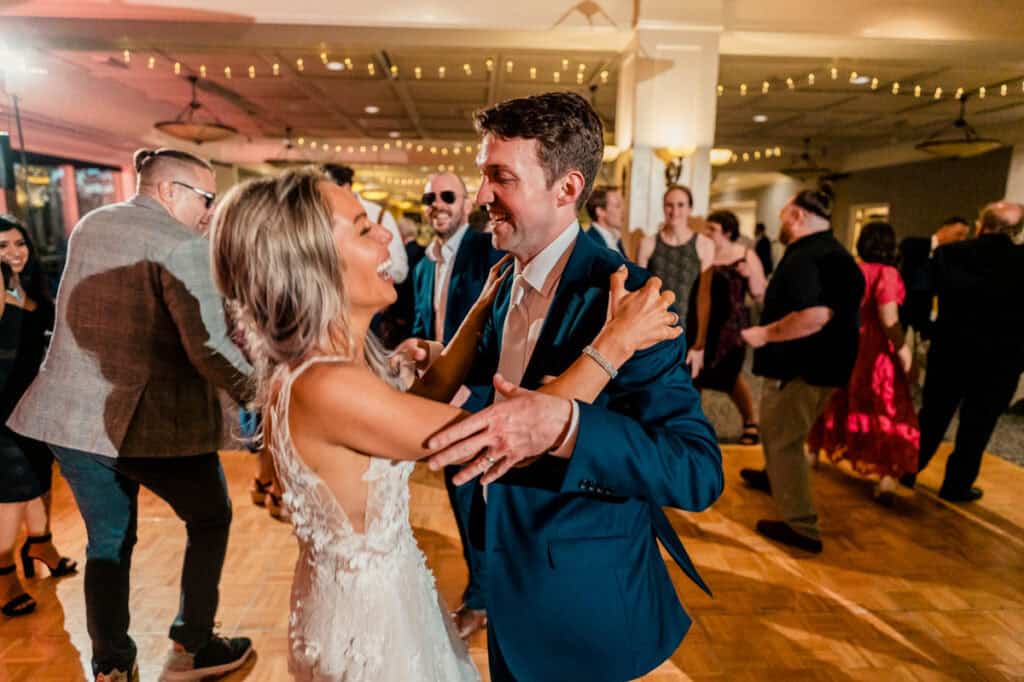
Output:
[95, 661, 139, 682]
[740, 468, 772, 494]
[161, 634, 253, 681]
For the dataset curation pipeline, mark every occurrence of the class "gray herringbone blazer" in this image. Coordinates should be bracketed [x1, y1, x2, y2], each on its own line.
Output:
[8, 195, 252, 458]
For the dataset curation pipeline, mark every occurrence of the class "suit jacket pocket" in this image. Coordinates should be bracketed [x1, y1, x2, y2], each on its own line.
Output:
[547, 535, 632, 569]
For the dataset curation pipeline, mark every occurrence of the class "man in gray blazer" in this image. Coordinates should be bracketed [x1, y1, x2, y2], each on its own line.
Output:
[9, 148, 254, 682]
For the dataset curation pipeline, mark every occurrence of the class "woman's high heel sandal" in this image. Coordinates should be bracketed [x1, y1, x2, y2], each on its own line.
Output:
[0, 564, 36, 617]
[250, 478, 273, 506]
[20, 533, 78, 579]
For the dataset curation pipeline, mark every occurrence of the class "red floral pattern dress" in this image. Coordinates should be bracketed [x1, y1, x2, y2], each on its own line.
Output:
[808, 262, 919, 477]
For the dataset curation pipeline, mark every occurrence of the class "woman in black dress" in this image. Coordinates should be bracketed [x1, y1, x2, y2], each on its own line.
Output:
[0, 216, 76, 619]
[687, 210, 766, 444]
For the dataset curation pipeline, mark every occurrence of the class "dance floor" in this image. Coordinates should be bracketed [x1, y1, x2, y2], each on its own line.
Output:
[2, 443, 1022, 681]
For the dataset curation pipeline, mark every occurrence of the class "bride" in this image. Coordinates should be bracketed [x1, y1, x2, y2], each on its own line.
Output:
[208, 167, 680, 681]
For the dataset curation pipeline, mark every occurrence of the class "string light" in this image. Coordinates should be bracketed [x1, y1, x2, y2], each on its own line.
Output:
[761, 81, 770, 94]
[600, 70, 609, 84]
[390, 65, 399, 78]
[979, 86, 987, 99]
[717, 84, 724, 96]
[830, 67, 838, 80]
[147, 56, 155, 70]
[368, 63, 375, 76]
[320, 51, 328, 64]
[463, 63, 472, 76]
[485, 58, 494, 72]
[739, 83, 747, 96]
[1001, 83, 1008, 96]
[530, 67, 537, 80]
[384, 143, 390, 151]
[754, 150, 761, 160]
[309, 141, 317, 150]
[506, 60, 514, 73]
[553, 71, 560, 83]
[742, 152, 750, 161]
[248, 65, 256, 79]
[849, 71, 858, 83]
[914, 85, 921, 98]
[808, 73, 815, 85]
[174, 62, 181, 75]
[199, 64, 207, 78]
[576, 72, 584, 84]
[955, 86, 964, 99]
[335, 145, 341, 152]
[296, 58, 304, 71]
[934, 87, 943, 99]
[891, 81, 899, 94]
[414, 66, 422, 79]
[870, 77, 879, 90]
[360, 146, 367, 153]
[441, 147, 448, 156]
[297, 137, 305, 145]
[344, 58, 353, 69]
[347, 145, 354, 153]
[224, 66, 232, 79]
[430, 146, 437, 154]
[438, 66, 446, 78]
[562, 58, 569, 71]
[372, 144, 379, 152]
[273, 63, 280, 76]
[123, 50, 131, 64]
[578, 63, 586, 73]
[786, 77, 795, 90]
[774, 146, 782, 156]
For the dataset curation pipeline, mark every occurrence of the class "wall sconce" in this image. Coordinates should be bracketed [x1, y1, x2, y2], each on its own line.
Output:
[654, 146, 695, 185]
[709, 148, 734, 166]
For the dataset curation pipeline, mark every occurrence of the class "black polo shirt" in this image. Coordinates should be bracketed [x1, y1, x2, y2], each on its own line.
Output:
[753, 230, 865, 387]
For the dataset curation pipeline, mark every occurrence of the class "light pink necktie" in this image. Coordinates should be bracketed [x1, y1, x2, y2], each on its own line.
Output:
[497, 274, 531, 395]
[433, 246, 447, 342]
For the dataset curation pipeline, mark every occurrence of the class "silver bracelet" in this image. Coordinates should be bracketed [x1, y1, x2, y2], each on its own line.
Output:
[582, 344, 618, 379]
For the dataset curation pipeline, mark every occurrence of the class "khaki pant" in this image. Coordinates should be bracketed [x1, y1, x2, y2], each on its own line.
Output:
[760, 378, 833, 540]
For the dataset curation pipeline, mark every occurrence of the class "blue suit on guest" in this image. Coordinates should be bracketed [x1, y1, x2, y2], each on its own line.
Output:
[411, 226, 502, 611]
[466, 229, 722, 682]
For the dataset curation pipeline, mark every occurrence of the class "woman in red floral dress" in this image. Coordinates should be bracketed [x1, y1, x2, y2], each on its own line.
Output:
[808, 221, 919, 504]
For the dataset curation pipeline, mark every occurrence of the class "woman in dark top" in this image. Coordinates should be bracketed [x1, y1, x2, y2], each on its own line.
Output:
[692, 211, 767, 444]
[0, 217, 76, 619]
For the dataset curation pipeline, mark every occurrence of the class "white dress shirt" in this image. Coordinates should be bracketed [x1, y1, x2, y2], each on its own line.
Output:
[425, 224, 470, 340]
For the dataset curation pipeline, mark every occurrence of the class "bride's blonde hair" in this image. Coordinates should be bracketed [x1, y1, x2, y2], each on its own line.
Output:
[209, 166, 399, 410]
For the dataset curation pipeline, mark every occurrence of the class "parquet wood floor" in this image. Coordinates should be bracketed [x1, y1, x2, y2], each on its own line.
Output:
[1, 443, 1022, 681]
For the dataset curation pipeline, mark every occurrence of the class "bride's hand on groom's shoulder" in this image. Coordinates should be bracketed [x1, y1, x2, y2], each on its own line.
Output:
[426, 374, 570, 486]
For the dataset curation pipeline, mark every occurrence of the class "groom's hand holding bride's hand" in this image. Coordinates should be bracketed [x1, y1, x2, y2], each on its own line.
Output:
[427, 373, 571, 485]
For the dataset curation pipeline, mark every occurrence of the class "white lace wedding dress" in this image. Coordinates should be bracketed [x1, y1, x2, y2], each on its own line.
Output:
[269, 356, 480, 681]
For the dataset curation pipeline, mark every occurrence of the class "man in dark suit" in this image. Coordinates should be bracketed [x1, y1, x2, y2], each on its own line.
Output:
[905, 201, 1024, 501]
[898, 216, 970, 338]
[754, 222, 773, 276]
[584, 185, 626, 257]
[426, 92, 722, 682]
[409, 170, 502, 637]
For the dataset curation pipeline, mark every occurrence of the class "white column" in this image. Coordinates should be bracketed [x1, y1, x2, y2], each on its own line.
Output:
[617, 27, 721, 234]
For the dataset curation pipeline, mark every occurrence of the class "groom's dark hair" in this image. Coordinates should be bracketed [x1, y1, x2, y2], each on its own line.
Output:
[474, 92, 604, 210]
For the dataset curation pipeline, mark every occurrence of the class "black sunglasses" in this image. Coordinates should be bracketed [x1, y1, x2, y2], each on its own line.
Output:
[172, 181, 216, 209]
[421, 190, 457, 207]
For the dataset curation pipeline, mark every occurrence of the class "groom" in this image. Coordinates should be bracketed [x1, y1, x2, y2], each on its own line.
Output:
[427, 92, 723, 681]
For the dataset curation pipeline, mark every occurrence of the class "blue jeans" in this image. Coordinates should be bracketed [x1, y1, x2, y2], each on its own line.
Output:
[52, 446, 232, 675]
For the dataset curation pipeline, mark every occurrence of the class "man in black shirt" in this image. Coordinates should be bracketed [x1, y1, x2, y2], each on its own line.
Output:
[904, 201, 1024, 502]
[754, 222, 773, 276]
[740, 188, 865, 553]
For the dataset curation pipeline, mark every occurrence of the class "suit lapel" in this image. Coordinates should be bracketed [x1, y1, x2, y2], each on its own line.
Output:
[418, 257, 437, 341]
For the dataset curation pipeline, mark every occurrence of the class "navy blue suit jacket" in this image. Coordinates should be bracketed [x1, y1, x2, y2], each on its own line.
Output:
[411, 229, 503, 345]
[466, 231, 723, 681]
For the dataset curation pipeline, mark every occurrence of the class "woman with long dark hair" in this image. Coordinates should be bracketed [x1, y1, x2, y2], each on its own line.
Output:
[0, 216, 77, 618]
[808, 221, 919, 504]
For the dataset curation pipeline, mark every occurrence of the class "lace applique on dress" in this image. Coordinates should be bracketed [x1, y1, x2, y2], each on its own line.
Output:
[269, 356, 479, 681]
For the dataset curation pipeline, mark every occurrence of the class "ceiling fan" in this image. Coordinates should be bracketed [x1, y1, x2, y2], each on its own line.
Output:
[154, 76, 237, 144]
[915, 93, 1003, 158]
[779, 138, 848, 182]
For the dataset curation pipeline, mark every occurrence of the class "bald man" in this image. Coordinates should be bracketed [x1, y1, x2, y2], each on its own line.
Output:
[409, 171, 503, 637]
[9, 148, 255, 681]
[906, 200, 1024, 501]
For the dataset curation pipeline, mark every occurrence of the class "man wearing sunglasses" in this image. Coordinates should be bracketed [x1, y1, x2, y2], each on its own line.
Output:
[409, 171, 503, 638]
[9, 147, 254, 682]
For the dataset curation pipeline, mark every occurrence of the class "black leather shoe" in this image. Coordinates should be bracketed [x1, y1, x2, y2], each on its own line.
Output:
[898, 473, 917, 489]
[939, 486, 983, 503]
[755, 520, 823, 554]
[740, 468, 772, 494]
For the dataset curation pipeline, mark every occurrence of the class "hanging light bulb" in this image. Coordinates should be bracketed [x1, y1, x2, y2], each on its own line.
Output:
[248, 65, 256, 79]
[273, 63, 280, 76]
[808, 73, 816, 85]
[786, 77, 795, 90]
[335, 145, 341, 152]
[368, 63, 375, 76]
[553, 71, 560, 83]
[199, 64, 207, 78]
[174, 62, 181, 75]
[717, 84, 724, 96]
[979, 86, 987, 99]
[891, 81, 900, 94]
[390, 65, 399, 78]
[463, 63, 472, 76]
[849, 71, 858, 83]
[762, 81, 770, 94]
[506, 60, 514, 73]
[297, 137, 305, 145]
[441, 147, 449, 156]
[372, 145, 379, 152]
[147, 56, 156, 70]
[486, 58, 494, 72]
[576, 72, 584, 84]
[296, 58, 304, 71]
[774, 146, 782, 156]
[414, 66, 422, 79]
[344, 57, 353, 69]
[754, 150, 761, 160]
[320, 51, 328, 64]
[871, 77, 879, 90]
[1001, 83, 1008, 96]
[739, 83, 748, 96]
[530, 67, 537, 80]
[955, 86, 965, 99]
[562, 58, 569, 71]
[123, 49, 131, 64]
[914, 85, 921, 98]
[742, 152, 750, 161]
[430, 146, 437, 154]
[600, 70, 609, 84]
[830, 67, 838, 80]
[438, 65, 446, 78]
[224, 66, 232, 79]
[934, 87, 942, 99]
